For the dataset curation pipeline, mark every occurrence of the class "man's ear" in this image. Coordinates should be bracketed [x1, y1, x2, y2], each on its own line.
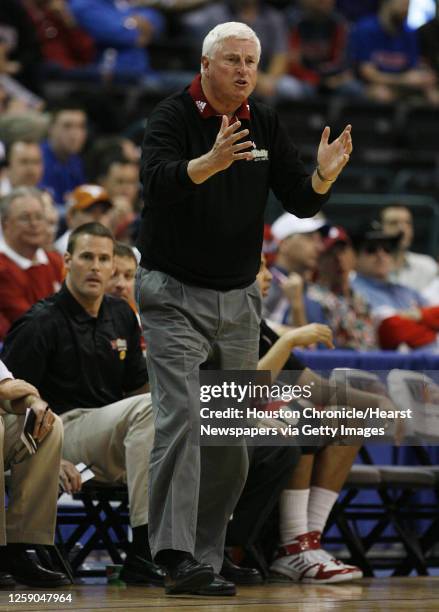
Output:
[64, 250, 72, 271]
[201, 55, 210, 75]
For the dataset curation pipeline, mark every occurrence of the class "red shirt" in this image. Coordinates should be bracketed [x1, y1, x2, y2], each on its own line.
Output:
[0, 247, 64, 340]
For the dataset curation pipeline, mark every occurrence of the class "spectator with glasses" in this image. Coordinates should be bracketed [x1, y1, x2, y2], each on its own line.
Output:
[0, 187, 63, 340]
[351, 221, 439, 350]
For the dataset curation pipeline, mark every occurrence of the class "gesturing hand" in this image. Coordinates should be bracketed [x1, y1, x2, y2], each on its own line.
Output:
[207, 116, 254, 173]
[317, 124, 352, 182]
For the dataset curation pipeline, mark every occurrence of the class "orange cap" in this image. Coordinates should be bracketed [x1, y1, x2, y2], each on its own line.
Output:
[69, 184, 112, 211]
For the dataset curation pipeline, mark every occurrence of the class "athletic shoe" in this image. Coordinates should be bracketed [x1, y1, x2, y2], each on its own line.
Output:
[311, 531, 363, 580]
[269, 531, 356, 584]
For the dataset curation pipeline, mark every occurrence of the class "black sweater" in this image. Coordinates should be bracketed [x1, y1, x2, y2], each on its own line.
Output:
[138, 89, 330, 290]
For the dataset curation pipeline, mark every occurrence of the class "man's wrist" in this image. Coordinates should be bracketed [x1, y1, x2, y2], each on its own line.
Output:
[316, 165, 337, 183]
[187, 153, 216, 184]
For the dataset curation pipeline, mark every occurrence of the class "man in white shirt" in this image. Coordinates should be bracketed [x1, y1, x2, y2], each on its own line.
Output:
[380, 204, 438, 292]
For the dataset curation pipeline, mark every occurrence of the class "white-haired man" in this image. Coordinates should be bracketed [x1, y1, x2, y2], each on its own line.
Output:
[136, 21, 352, 596]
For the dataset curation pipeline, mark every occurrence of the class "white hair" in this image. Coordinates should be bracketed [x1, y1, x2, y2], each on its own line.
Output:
[201, 22, 261, 73]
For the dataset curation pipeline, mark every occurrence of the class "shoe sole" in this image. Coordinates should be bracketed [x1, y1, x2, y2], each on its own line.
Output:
[165, 568, 214, 595]
[193, 586, 236, 596]
[268, 571, 355, 584]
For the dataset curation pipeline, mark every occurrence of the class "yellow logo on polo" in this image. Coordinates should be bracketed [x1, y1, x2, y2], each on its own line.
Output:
[111, 338, 128, 359]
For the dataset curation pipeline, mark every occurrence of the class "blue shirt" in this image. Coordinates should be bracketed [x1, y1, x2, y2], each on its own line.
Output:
[351, 274, 426, 313]
[69, 0, 165, 78]
[40, 140, 85, 206]
[350, 15, 419, 73]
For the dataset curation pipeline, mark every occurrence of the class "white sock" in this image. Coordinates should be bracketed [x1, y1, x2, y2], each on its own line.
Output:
[279, 488, 309, 545]
[307, 486, 339, 534]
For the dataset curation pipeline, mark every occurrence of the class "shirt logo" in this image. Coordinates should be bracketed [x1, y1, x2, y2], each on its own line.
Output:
[252, 148, 269, 162]
[196, 100, 207, 113]
[111, 338, 128, 360]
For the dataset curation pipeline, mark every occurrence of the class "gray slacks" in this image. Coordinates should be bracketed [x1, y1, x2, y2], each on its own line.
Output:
[136, 267, 261, 571]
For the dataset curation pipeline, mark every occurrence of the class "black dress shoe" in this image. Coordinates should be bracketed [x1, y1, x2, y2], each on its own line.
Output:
[120, 554, 166, 586]
[7, 552, 70, 588]
[221, 555, 263, 585]
[192, 573, 236, 596]
[164, 557, 214, 595]
[0, 572, 15, 588]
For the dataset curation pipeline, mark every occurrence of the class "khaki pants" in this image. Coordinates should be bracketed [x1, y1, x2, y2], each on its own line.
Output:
[61, 394, 154, 528]
[0, 413, 63, 546]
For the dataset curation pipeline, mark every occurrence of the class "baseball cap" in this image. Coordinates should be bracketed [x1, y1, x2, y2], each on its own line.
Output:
[68, 184, 112, 212]
[322, 225, 351, 251]
[351, 220, 402, 252]
[271, 213, 327, 242]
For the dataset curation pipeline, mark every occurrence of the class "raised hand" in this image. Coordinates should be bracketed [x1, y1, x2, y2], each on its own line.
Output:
[187, 115, 255, 184]
[208, 115, 254, 172]
[317, 124, 352, 182]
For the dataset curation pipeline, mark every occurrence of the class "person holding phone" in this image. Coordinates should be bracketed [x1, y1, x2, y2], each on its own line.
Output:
[0, 359, 67, 587]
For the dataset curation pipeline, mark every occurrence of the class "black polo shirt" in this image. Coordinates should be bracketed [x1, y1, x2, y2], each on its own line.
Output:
[1, 284, 148, 414]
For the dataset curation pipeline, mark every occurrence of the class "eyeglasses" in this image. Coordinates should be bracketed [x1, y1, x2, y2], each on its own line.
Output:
[14, 213, 46, 225]
[363, 243, 392, 255]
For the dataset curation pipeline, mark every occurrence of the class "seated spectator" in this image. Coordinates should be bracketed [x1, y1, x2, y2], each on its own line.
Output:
[284, 0, 363, 98]
[0, 359, 67, 587]
[264, 213, 326, 327]
[40, 101, 87, 206]
[417, 7, 439, 78]
[379, 204, 438, 291]
[106, 242, 137, 309]
[23, 0, 96, 75]
[254, 255, 377, 582]
[351, 222, 439, 350]
[0, 139, 44, 197]
[2, 222, 164, 587]
[308, 225, 377, 350]
[54, 184, 113, 254]
[0, 187, 63, 340]
[85, 136, 140, 181]
[95, 153, 140, 243]
[350, 0, 439, 104]
[69, 0, 165, 84]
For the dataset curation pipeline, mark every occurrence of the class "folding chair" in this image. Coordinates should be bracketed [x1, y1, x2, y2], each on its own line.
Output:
[56, 482, 130, 576]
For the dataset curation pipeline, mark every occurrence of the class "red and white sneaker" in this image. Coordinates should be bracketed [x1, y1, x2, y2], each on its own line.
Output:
[311, 533, 363, 581]
[269, 531, 357, 584]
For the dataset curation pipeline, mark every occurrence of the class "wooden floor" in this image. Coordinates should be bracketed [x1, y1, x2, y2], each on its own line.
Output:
[1, 578, 439, 612]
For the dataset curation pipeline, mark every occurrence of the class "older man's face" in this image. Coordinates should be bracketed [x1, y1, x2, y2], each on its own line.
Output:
[202, 37, 259, 107]
[2, 195, 47, 252]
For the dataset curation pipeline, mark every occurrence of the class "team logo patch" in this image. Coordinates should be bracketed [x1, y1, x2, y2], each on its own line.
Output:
[111, 338, 128, 360]
[252, 148, 269, 162]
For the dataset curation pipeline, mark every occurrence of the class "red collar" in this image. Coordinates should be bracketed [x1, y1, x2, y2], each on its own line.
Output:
[188, 74, 251, 120]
